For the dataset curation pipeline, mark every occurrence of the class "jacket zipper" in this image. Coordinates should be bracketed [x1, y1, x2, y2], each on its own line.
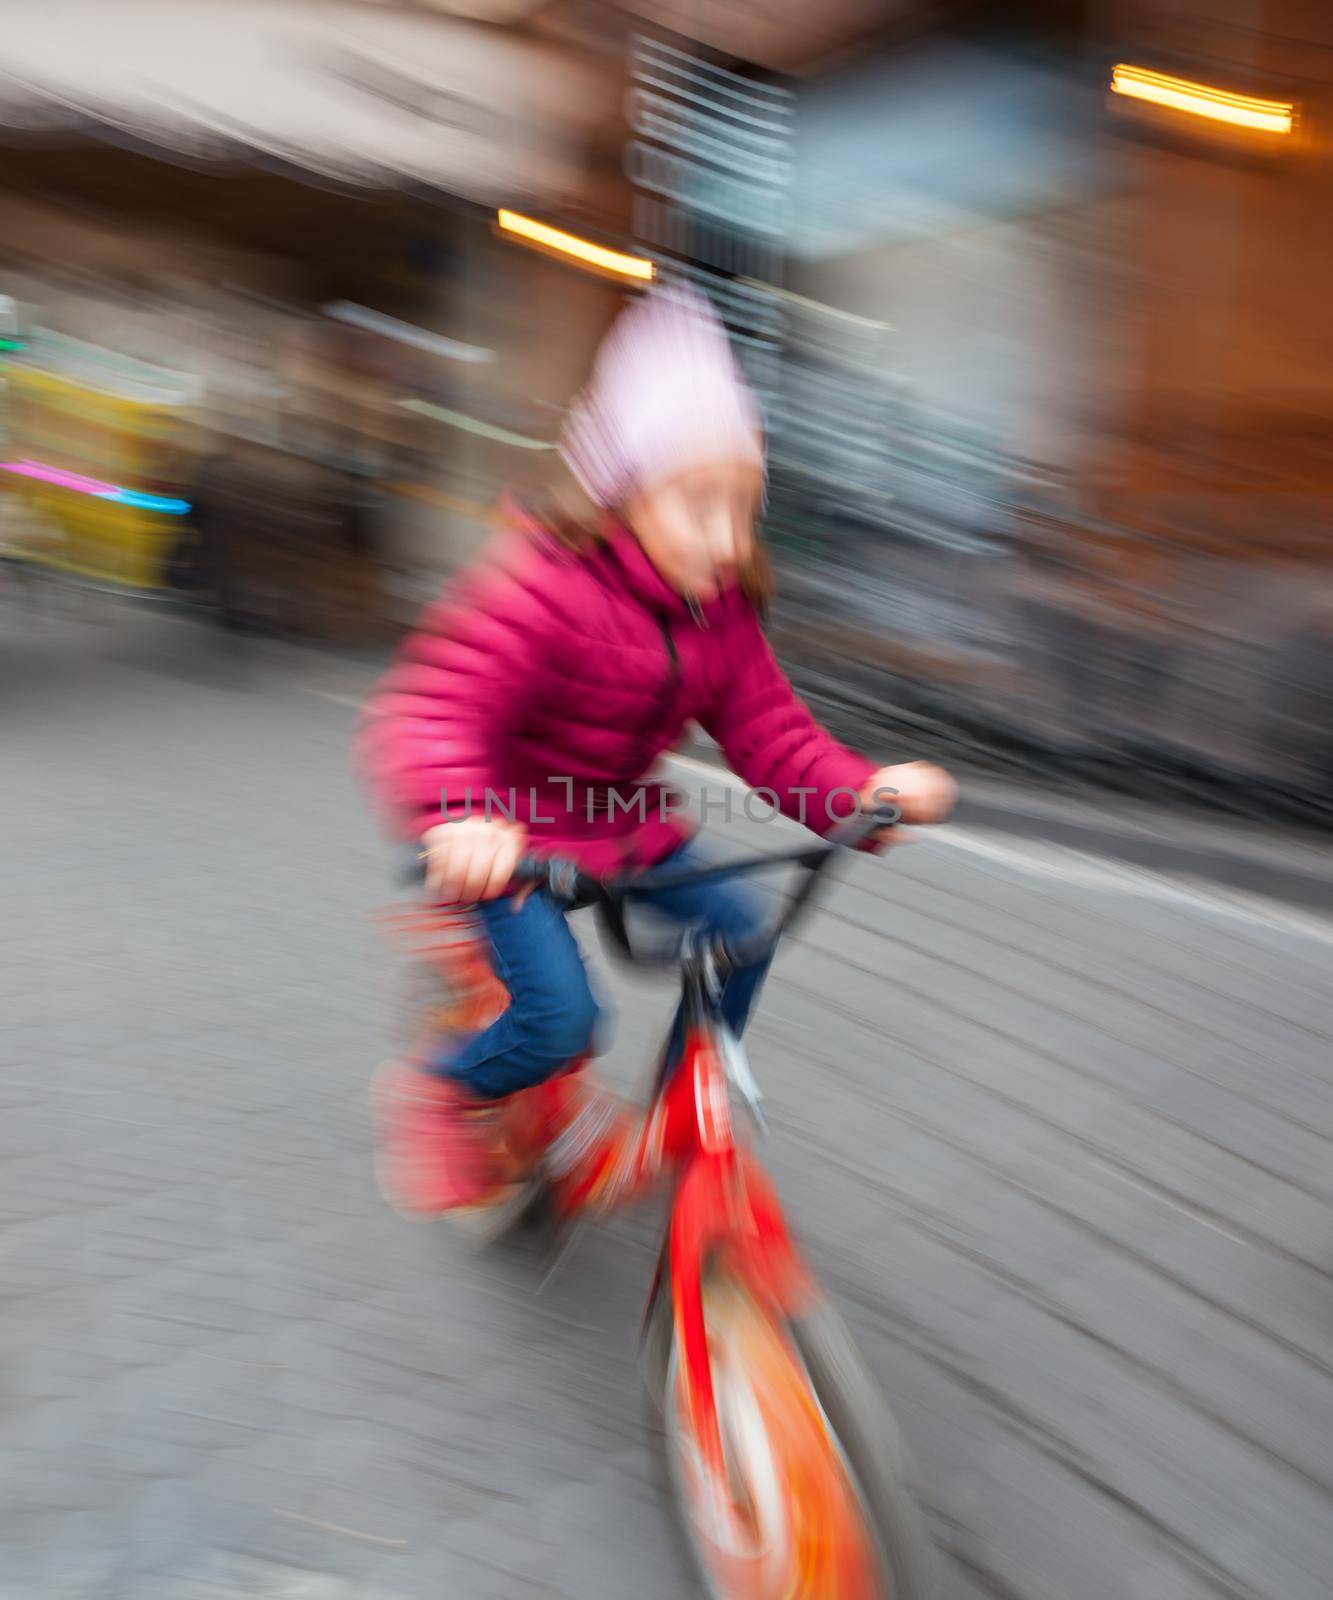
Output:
[587, 615, 683, 819]
[623, 616, 682, 792]
[582, 556, 687, 814]
[659, 617, 680, 676]
[648, 616, 682, 750]
[647, 618, 687, 815]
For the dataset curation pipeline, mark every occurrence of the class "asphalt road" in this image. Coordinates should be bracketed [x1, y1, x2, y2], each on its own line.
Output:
[4, 604, 1332, 1599]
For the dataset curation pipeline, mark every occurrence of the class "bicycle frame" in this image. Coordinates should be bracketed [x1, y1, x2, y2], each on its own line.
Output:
[662, 1045, 818, 1491]
[541, 823, 882, 1368]
[579, 943, 815, 1499]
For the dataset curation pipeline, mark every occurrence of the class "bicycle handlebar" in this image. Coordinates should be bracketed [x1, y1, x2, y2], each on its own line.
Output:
[511, 804, 898, 972]
[397, 806, 898, 971]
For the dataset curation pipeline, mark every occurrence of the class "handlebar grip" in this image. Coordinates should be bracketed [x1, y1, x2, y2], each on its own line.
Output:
[511, 854, 550, 888]
[396, 850, 597, 905]
[512, 855, 600, 906]
[826, 802, 900, 850]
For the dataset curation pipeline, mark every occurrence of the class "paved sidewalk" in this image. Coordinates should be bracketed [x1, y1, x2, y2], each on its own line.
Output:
[3, 608, 1332, 1598]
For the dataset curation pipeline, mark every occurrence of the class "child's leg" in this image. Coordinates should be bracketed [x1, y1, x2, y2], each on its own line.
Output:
[378, 891, 606, 1215]
[636, 841, 773, 1059]
[431, 889, 603, 1101]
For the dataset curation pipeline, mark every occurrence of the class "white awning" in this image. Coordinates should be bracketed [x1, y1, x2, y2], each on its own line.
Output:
[0, 0, 616, 208]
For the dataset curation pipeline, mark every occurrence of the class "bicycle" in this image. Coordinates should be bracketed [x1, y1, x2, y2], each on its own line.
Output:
[385, 809, 935, 1600]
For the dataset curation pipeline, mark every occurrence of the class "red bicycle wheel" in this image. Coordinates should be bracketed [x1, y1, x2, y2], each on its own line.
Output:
[659, 1269, 930, 1600]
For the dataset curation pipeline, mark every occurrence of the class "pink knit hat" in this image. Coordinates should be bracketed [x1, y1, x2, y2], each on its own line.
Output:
[559, 283, 765, 508]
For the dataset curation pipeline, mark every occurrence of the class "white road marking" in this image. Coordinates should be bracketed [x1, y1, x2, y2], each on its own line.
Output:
[303, 687, 365, 709]
[934, 827, 1333, 947]
[273, 1509, 408, 1548]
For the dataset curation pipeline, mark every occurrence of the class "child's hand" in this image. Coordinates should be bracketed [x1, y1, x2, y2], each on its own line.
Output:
[861, 761, 958, 841]
[422, 817, 528, 904]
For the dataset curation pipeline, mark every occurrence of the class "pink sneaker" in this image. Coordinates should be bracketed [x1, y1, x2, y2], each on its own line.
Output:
[372, 1061, 505, 1217]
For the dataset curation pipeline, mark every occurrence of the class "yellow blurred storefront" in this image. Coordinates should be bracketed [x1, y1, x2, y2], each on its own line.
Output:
[0, 0, 632, 617]
[3, 331, 197, 589]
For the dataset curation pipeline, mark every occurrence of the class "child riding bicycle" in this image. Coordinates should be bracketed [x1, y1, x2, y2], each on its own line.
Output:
[359, 285, 956, 1217]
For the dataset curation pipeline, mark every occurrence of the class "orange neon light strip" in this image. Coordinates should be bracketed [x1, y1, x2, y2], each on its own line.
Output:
[497, 210, 656, 281]
[1110, 65, 1293, 134]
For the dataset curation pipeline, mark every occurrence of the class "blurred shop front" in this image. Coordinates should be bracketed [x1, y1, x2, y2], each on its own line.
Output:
[0, 0, 629, 636]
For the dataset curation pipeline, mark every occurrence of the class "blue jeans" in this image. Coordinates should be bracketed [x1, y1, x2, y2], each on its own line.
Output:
[431, 840, 771, 1101]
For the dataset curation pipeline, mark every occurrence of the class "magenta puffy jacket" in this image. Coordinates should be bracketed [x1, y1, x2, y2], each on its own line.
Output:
[359, 505, 876, 876]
